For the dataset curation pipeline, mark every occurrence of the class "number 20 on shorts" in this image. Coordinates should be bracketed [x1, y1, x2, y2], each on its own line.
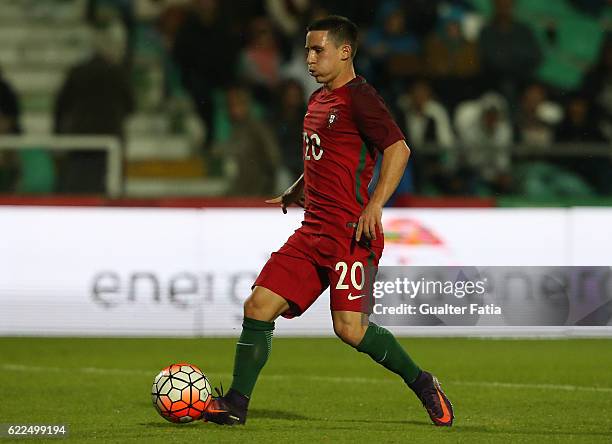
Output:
[335, 261, 365, 290]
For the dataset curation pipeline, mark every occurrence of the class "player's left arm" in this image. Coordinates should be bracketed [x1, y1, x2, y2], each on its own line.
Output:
[355, 140, 410, 242]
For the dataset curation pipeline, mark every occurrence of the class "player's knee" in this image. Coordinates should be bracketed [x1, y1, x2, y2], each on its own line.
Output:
[243, 295, 264, 319]
[333, 322, 366, 347]
[243, 293, 275, 321]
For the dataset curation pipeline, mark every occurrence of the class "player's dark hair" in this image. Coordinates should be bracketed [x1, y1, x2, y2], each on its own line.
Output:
[307, 15, 358, 58]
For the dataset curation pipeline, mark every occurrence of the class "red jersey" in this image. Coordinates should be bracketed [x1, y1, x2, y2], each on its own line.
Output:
[301, 76, 405, 243]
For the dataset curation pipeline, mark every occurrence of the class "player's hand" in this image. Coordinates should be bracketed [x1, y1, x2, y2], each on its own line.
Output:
[265, 187, 305, 214]
[355, 201, 382, 242]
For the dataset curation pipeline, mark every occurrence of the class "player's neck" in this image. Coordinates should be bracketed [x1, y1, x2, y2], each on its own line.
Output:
[325, 65, 356, 90]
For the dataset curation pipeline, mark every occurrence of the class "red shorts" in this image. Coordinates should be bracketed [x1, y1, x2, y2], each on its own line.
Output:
[254, 228, 383, 318]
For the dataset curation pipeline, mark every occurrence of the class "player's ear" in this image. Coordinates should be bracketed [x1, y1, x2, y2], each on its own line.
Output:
[340, 43, 352, 61]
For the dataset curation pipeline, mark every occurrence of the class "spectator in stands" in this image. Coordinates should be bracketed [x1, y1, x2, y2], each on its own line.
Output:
[265, 0, 312, 40]
[272, 79, 306, 179]
[424, 6, 480, 108]
[223, 0, 267, 33]
[360, 1, 421, 84]
[308, 0, 379, 28]
[215, 85, 281, 196]
[266, 1, 323, 97]
[307, 3, 332, 23]
[0, 67, 21, 192]
[396, 80, 456, 193]
[157, 2, 191, 49]
[454, 92, 514, 193]
[404, 0, 442, 40]
[556, 95, 605, 143]
[86, 0, 133, 68]
[516, 83, 562, 147]
[582, 35, 612, 142]
[396, 80, 455, 151]
[281, 42, 322, 98]
[0, 69, 20, 135]
[513, 84, 595, 198]
[172, 0, 239, 147]
[555, 95, 611, 194]
[277, 2, 320, 98]
[478, 0, 542, 107]
[53, 25, 134, 194]
[238, 17, 283, 105]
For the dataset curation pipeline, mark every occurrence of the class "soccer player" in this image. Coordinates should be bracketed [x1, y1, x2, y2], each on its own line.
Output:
[203, 15, 454, 427]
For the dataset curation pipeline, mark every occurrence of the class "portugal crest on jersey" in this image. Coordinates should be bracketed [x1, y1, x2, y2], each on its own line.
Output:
[327, 109, 338, 128]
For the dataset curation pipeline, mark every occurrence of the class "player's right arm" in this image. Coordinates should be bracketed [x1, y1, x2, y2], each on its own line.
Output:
[265, 174, 305, 214]
[356, 140, 410, 241]
[350, 80, 408, 241]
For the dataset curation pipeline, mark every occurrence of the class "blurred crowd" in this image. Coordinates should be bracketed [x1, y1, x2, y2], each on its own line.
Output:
[1, 0, 612, 198]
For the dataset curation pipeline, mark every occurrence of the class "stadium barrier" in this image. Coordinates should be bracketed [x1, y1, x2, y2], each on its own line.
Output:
[0, 207, 610, 337]
[0, 135, 122, 197]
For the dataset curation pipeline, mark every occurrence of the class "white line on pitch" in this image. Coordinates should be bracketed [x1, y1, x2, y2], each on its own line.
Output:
[2, 363, 611, 394]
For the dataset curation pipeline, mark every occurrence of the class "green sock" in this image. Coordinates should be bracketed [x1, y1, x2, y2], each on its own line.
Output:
[356, 322, 421, 384]
[229, 317, 274, 398]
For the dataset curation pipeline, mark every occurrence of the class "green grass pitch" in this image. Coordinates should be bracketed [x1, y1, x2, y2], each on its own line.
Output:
[1, 337, 611, 443]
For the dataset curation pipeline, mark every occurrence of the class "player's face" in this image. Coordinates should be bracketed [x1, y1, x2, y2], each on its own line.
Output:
[305, 31, 346, 85]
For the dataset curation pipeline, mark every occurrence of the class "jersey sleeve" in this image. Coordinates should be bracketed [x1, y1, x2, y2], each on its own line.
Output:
[350, 83, 405, 152]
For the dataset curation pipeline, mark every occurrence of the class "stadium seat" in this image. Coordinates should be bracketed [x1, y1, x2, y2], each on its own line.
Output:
[3, 68, 64, 95]
[16, 148, 56, 194]
[126, 135, 193, 161]
[126, 114, 171, 136]
[125, 177, 228, 197]
[22, 113, 53, 134]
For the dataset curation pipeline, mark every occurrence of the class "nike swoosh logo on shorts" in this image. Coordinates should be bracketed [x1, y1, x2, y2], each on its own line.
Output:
[347, 293, 366, 300]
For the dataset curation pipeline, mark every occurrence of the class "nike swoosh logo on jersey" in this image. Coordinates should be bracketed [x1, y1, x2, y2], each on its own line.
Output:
[347, 293, 366, 300]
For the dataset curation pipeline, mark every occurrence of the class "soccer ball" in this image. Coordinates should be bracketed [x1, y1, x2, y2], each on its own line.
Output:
[151, 363, 212, 423]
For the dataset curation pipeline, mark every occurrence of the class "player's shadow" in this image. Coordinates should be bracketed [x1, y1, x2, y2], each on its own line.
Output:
[139, 421, 202, 428]
[336, 418, 429, 426]
[139, 410, 313, 428]
[249, 408, 313, 421]
[336, 418, 612, 437]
